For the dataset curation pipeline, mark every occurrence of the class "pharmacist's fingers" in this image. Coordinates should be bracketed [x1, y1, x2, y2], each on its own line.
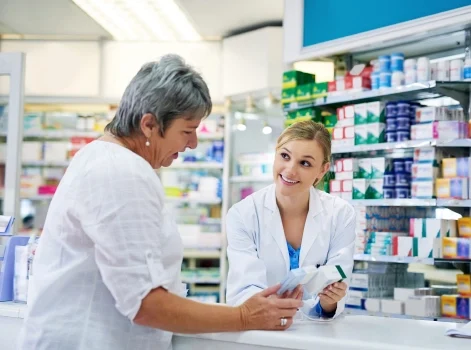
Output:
[332, 282, 347, 291]
[319, 293, 337, 305]
[325, 285, 346, 299]
[273, 298, 303, 310]
[291, 285, 304, 300]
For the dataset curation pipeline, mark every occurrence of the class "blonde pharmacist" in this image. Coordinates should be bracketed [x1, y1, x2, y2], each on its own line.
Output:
[19, 55, 302, 350]
[226, 121, 356, 319]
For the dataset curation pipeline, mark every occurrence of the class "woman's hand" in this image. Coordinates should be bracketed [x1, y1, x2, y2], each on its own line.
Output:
[239, 284, 303, 331]
[319, 281, 347, 313]
[271, 284, 303, 301]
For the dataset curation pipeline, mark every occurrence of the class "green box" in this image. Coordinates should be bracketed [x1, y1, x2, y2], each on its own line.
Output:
[367, 123, 385, 144]
[357, 158, 372, 179]
[312, 82, 328, 98]
[296, 107, 322, 122]
[324, 114, 337, 128]
[370, 157, 392, 179]
[354, 103, 368, 125]
[354, 125, 368, 145]
[283, 70, 316, 89]
[367, 102, 386, 123]
[353, 179, 367, 199]
[296, 84, 313, 102]
[287, 111, 297, 120]
[282, 88, 296, 104]
[366, 179, 384, 199]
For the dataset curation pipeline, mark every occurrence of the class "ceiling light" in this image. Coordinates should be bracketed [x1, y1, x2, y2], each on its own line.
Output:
[262, 122, 272, 135]
[72, 0, 202, 41]
[236, 119, 247, 131]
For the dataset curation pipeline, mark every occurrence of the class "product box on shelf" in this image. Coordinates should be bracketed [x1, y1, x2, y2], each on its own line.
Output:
[354, 125, 368, 145]
[436, 178, 469, 199]
[414, 238, 435, 258]
[442, 158, 471, 178]
[411, 121, 466, 141]
[371, 157, 392, 179]
[410, 218, 457, 238]
[441, 295, 459, 318]
[312, 82, 328, 98]
[411, 181, 434, 199]
[345, 76, 371, 90]
[367, 123, 386, 144]
[394, 288, 416, 302]
[353, 179, 367, 199]
[405, 296, 441, 318]
[458, 218, 471, 238]
[354, 103, 368, 125]
[296, 107, 322, 122]
[282, 88, 297, 104]
[366, 179, 384, 199]
[296, 84, 314, 102]
[283, 70, 315, 89]
[286, 111, 297, 120]
[437, 237, 471, 259]
[367, 102, 386, 123]
[324, 114, 337, 128]
[413, 148, 443, 163]
[332, 126, 355, 147]
[334, 158, 354, 180]
[381, 299, 405, 315]
[411, 162, 439, 180]
[415, 107, 449, 123]
[356, 158, 372, 179]
[458, 275, 471, 297]
[338, 105, 355, 126]
[393, 236, 413, 256]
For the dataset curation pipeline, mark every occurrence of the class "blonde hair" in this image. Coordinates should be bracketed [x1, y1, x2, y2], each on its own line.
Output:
[276, 120, 332, 164]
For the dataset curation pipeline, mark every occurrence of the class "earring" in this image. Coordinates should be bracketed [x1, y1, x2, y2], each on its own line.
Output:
[145, 139, 150, 147]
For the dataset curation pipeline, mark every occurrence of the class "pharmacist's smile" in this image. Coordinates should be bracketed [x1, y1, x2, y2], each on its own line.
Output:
[279, 174, 300, 186]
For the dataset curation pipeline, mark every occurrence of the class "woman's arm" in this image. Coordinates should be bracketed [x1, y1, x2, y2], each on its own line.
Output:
[134, 284, 302, 333]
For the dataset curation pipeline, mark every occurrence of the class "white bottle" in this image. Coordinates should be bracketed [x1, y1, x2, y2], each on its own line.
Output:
[417, 57, 430, 82]
[464, 48, 471, 81]
[437, 60, 450, 81]
[450, 59, 464, 81]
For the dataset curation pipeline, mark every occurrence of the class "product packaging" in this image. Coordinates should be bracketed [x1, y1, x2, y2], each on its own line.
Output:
[442, 158, 471, 178]
[367, 123, 386, 144]
[354, 125, 368, 145]
[354, 103, 368, 125]
[353, 179, 367, 199]
[458, 218, 471, 238]
[436, 178, 469, 199]
[457, 275, 471, 297]
[367, 102, 386, 123]
[410, 218, 457, 238]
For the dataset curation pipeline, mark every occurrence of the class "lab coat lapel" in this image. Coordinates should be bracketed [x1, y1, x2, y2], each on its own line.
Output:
[264, 185, 290, 272]
[299, 188, 324, 266]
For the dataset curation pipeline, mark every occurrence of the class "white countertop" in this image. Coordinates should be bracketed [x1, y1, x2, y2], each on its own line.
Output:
[174, 316, 470, 350]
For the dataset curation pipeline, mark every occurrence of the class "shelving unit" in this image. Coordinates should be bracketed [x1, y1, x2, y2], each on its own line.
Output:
[345, 308, 469, 324]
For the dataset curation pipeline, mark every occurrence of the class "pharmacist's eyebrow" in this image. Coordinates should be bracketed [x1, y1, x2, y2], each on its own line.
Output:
[282, 147, 315, 160]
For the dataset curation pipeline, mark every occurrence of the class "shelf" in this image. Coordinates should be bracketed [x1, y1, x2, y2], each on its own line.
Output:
[284, 81, 471, 112]
[437, 199, 471, 207]
[183, 249, 221, 259]
[165, 197, 222, 205]
[22, 160, 70, 167]
[354, 254, 434, 265]
[332, 139, 471, 155]
[229, 175, 273, 183]
[169, 162, 223, 170]
[345, 308, 468, 324]
[0, 95, 119, 105]
[348, 199, 436, 207]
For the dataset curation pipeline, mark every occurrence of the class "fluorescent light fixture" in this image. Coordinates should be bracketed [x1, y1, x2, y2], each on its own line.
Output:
[430, 53, 465, 63]
[262, 122, 272, 135]
[72, 0, 202, 41]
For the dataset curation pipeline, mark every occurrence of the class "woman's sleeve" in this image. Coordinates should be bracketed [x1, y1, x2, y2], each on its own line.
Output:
[79, 165, 172, 322]
[226, 204, 268, 306]
[303, 201, 356, 319]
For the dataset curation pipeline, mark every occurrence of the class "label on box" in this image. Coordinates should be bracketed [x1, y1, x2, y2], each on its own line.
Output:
[367, 123, 385, 144]
[354, 125, 368, 145]
[366, 179, 384, 199]
[442, 158, 471, 178]
[357, 158, 372, 179]
[353, 179, 367, 199]
[393, 236, 413, 256]
[411, 163, 438, 180]
[330, 180, 341, 193]
[354, 103, 368, 125]
[371, 157, 391, 179]
[367, 102, 386, 123]
[411, 181, 434, 199]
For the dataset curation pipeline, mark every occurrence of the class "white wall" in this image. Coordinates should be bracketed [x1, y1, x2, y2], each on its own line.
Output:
[0, 40, 223, 103]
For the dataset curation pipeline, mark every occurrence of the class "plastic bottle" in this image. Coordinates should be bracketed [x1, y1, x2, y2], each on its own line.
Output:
[464, 47, 471, 81]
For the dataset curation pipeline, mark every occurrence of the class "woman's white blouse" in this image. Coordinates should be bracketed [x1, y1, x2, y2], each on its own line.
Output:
[19, 141, 185, 350]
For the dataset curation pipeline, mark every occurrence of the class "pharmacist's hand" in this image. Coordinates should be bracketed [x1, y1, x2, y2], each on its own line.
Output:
[319, 281, 347, 307]
[239, 284, 303, 331]
[273, 284, 303, 301]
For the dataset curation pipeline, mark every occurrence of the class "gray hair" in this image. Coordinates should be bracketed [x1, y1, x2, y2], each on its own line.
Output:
[105, 54, 212, 137]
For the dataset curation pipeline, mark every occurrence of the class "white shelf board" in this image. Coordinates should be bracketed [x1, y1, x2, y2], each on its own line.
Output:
[354, 254, 434, 265]
[165, 197, 222, 205]
[348, 199, 437, 207]
[437, 199, 471, 207]
[230, 175, 273, 183]
[332, 139, 471, 155]
[345, 308, 468, 323]
[183, 250, 221, 259]
[169, 162, 223, 170]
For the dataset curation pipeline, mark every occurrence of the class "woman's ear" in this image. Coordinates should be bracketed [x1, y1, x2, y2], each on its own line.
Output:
[321, 162, 331, 178]
[140, 113, 159, 137]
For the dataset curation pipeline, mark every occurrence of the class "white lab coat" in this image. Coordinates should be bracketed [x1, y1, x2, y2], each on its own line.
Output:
[226, 184, 356, 318]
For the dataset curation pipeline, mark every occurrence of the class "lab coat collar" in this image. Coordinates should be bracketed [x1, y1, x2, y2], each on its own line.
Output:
[264, 185, 325, 270]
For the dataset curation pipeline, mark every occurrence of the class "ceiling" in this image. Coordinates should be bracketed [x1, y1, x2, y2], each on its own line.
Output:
[0, 0, 284, 40]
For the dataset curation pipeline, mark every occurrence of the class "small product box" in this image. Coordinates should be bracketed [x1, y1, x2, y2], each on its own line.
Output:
[367, 123, 386, 144]
[405, 296, 441, 318]
[296, 107, 321, 122]
[324, 114, 337, 128]
[456, 297, 471, 319]
[458, 217, 471, 238]
[335, 158, 354, 180]
[364, 298, 381, 313]
[370, 157, 392, 179]
[442, 237, 471, 259]
[457, 275, 471, 297]
[354, 103, 368, 125]
[394, 288, 416, 302]
[281, 88, 297, 104]
[414, 238, 435, 258]
[354, 158, 372, 179]
[295, 84, 313, 102]
[393, 236, 413, 256]
[441, 295, 458, 318]
[283, 70, 315, 89]
[437, 121, 464, 140]
[413, 147, 443, 163]
[354, 125, 368, 145]
[339, 105, 355, 126]
[366, 179, 384, 199]
[367, 101, 386, 123]
[353, 179, 367, 199]
[341, 180, 353, 192]
[442, 158, 471, 178]
[341, 192, 353, 200]
[411, 163, 439, 180]
[312, 82, 328, 98]
[381, 300, 405, 315]
[436, 178, 469, 199]
[410, 218, 457, 238]
[415, 106, 448, 123]
[329, 180, 342, 193]
[411, 181, 434, 199]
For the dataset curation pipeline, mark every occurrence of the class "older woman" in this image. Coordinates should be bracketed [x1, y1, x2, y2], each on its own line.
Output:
[19, 55, 301, 350]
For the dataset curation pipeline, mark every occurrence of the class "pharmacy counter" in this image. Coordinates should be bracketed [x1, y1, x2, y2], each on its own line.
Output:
[173, 316, 469, 350]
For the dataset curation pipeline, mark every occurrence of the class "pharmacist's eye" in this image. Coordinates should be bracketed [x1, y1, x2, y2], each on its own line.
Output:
[301, 161, 311, 167]
[280, 153, 290, 160]
[183, 131, 193, 135]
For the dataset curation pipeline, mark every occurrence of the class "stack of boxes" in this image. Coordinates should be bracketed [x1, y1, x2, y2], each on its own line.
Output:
[282, 70, 316, 105]
[352, 102, 386, 145]
[411, 106, 468, 141]
[384, 101, 418, 142]
[434, 217, 471, 260]
[436, 157, 471, 200]
[441, 274, 471, 320]
[411, 147, 441, 199]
